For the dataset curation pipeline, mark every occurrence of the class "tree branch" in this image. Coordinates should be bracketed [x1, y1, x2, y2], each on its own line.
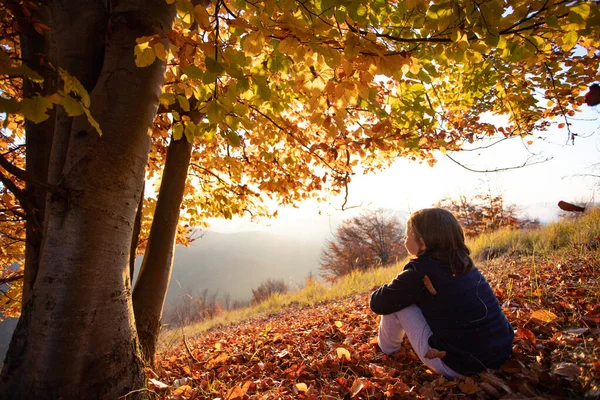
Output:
[0, 153, 64, 194]
[0, 273, 24, 285]
[445, 153, 552, 173]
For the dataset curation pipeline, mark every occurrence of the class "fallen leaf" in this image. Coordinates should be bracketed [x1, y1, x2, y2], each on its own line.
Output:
[551, 362, 581, 379]
[582, 308, 600, 326]
[563, 327, 588, 336]
[349, 379, 364, 398]
[148, 378, 168, 390]
[479, 382, 501, 398]
[480, 371, 513, 394]
[295, 382, 309, 393]
[459, 377, 481, 394]
[173, 384, 193, 397]
[173, 377, 189, 388]
[531, 309, 558, 324]
[334, 320, 343, 328]
[226, 383, 248, 400]
[425, 348, 446, 359]
[336, 347, 351, 362]
[423, 275, 437, 295]
[501, 358, 524, 373]
[206, 353, 229, 369]
[516, 326, 536, 344]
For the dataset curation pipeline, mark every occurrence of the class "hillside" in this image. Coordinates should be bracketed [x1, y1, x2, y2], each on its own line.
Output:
[150, 213, 600, 399]
[160, 231, 323, 315]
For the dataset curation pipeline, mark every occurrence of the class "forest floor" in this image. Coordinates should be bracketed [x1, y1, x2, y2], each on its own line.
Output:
[149, 249, 599, 399]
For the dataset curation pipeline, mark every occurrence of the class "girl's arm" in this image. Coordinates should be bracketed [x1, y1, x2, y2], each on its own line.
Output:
[369, 265, 425, 315]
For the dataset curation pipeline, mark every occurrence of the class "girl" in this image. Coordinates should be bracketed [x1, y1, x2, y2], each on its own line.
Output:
[370, 208, 514, 377]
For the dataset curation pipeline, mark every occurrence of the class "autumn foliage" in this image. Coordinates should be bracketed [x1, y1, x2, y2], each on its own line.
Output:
[319, 209, 407, 282]
[153, 250, 599, 399]
[1, 0, 600, 396]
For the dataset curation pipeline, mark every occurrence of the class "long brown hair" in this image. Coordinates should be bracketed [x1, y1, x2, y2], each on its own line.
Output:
[408, 208, 474, 275]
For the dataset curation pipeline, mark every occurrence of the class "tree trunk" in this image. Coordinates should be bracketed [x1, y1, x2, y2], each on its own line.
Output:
[130, 184, 145, 282]
[17, 2, 54, 307]
[133, 133, 193, 362]
[0, 1, 175, 398]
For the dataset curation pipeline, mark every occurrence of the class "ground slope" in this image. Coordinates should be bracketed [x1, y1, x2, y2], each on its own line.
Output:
[151, 250, 599, 399]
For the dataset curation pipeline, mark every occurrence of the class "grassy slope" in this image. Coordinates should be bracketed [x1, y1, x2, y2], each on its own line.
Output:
[155, 209, 600, 399]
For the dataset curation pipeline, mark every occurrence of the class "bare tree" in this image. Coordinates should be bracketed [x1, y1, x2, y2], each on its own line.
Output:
[319, 209, 407, 282]
[436, 189, 538, 237]
[251, 279, 288, 304]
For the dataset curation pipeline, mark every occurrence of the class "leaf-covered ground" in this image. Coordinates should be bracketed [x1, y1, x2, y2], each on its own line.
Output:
[151, 251, 599, 399]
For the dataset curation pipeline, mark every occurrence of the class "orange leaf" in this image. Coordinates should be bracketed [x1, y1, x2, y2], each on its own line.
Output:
[225, 384, 248, 400]
[530, 309, 558, 324]
[458, 377, 481, 394]
[207, 353, 229, 369]
[516, 327, 536, 344]
[423, 275, 437, 295]
[173, 385, 193, 397]
[582, 308, 600, 326]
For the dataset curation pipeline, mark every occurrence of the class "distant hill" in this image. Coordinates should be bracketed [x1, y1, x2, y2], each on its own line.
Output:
[156, 231, 323, 315]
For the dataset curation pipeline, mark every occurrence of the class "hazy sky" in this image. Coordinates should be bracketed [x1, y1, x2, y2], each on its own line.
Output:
[208, 105, 600, 239]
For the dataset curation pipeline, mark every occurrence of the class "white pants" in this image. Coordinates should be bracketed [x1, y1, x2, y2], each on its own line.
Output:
[378, 304, 460, 378]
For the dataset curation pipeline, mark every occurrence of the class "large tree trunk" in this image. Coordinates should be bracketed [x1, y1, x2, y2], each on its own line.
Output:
[133, 133, 193, 362]
[0, 1, 175, 398]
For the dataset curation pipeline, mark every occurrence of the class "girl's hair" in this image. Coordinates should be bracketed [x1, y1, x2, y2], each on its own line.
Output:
[408, 208, 474, 275]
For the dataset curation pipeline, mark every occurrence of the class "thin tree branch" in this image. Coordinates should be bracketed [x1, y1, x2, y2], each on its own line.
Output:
[0, 153, 63, 193]
[446, 153, 552, 173]
[0, 273, 24, 285]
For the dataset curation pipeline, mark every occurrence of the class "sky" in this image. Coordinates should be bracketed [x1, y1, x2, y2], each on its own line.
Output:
[207, 105, 600, 241]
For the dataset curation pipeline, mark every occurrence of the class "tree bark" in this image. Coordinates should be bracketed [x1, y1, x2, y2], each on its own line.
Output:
[130, 184, 145, 282]
[1, 1, 175, 398]
[133, 132, 193, 363]
[14, 1, 54, 308]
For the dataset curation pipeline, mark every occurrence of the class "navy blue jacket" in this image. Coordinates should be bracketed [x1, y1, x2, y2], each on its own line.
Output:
[370, 255, 514, 375]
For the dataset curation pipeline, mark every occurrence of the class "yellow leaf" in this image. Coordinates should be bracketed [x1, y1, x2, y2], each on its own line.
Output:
[334, 321, 343, 328]
[83, 107, 103, 136]
[153, 42, 168, 62]
[336, 347, 351, 361]
[295, 383, 308, 392]
[531, 309, 558, 324]
[242, 32, 265, 57]
[20, 96, 52, 123]
[60, 95, 84, 116]
[134, 42, 156, 67]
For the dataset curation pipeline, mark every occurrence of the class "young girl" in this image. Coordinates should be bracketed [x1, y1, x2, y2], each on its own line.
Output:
[370, 208, 514, 377]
